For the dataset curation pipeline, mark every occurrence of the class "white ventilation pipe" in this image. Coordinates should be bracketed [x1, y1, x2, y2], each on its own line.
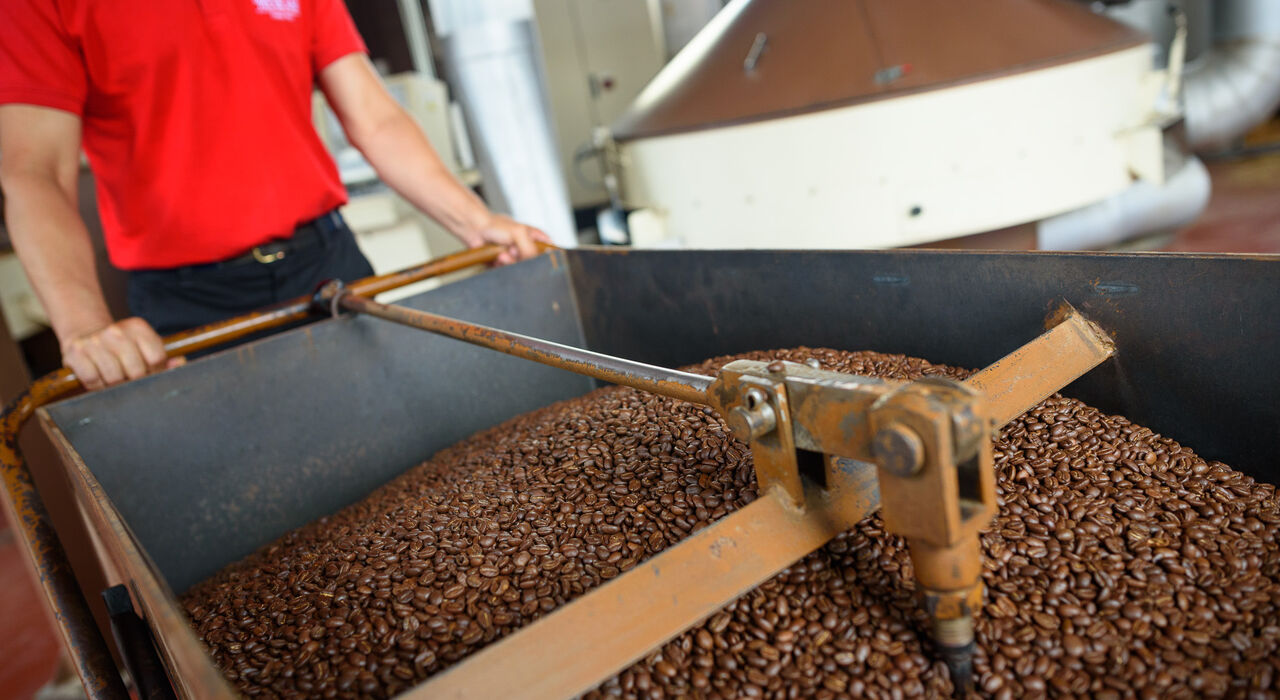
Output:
[1036, 154, 1210, 250]
[1182, 0, 1280, 150]
[430, 1, 577, 247]
[1106, 0, 1280, 151]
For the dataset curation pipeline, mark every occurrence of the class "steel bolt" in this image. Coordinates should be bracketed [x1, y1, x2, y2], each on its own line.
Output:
[726, 389, 777, 441]
[873, 424, 925, 477]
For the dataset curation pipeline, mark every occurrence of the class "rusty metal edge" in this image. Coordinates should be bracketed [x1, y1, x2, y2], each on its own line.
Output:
[0, 244, 512, 698]
[0, 374, 128, 699]
[38, 413, 237, 699]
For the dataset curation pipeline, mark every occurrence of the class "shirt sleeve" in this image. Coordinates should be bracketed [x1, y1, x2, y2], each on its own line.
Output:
[0, 0, 87, 114]
[312, 0, 368, 74]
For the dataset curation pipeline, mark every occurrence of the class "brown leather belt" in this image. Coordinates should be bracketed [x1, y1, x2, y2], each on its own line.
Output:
[224, 210, 346, 267]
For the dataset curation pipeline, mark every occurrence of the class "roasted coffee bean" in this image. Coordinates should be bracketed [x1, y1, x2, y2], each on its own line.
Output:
[183, 349, 1280, 699]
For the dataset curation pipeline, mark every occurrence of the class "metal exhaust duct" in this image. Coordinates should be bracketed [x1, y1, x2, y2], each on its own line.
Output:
[1183, 0, 1280, 150]
[1106, 0, 1280, 151]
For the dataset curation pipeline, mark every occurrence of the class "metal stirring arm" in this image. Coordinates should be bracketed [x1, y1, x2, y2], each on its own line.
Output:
[327, 284, 713, 405]
[320, 281, 1114, 697]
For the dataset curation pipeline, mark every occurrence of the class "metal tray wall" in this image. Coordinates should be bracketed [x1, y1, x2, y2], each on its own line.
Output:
[35, 248, 1279, 698]
[569, 250, 1279, 483]
[43, 255, 593, 594]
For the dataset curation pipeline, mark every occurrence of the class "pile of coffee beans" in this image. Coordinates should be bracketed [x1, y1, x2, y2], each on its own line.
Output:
[183, 348, 1280, 699]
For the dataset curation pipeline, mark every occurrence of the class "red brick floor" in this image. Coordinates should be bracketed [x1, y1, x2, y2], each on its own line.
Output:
[1162, 153, 1280, 254]
[0, 528, 62, 700]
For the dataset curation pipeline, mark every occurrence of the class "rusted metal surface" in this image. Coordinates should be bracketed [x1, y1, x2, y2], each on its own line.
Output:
[346, 244, 506, 299]
[4, 245, 510, 408]
[0, 374, 128, 700]
[870, 379, 995, 555]
[337, 292, 714, 405]
[966, 305, 1116, 426]
[410, 458, 881, 700]
[710, 361, 998, 693]
[873, 380, 995, 692]
[709, 366, 803, 508]
[739, 361, 889, 460]
[0, 245, 511, 699]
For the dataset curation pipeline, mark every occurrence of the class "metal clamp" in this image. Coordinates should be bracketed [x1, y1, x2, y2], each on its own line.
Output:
[311, 279, 351, 319]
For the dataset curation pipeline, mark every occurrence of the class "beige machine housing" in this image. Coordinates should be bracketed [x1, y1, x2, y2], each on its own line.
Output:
[611, 0, 1171, 249]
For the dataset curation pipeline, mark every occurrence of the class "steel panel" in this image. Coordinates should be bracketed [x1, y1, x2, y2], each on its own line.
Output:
[39, 248, 1280, 601]
[568, 249, 1279, 481]
[43, 254, 591, 593]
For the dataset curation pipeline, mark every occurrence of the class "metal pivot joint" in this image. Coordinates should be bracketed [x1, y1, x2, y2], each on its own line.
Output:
[726, 388, 777, 441]
[868, 378, 996, 694]
[312, 279, 351, 319]
[709, 369, 803, 509]
[707, 363, 998, 693]
[872, 424, 924, 477]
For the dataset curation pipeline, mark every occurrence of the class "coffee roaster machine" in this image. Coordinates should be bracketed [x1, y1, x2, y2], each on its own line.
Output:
[2, 246, 1277, 698]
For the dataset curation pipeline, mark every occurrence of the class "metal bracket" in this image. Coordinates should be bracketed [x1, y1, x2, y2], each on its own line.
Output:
[868, 378, 996, 553]
[710, 367, 803, 509]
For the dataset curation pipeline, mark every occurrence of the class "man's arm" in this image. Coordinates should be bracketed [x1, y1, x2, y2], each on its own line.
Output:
[0, 104, 168, 390]
[318, 54, 550, 265]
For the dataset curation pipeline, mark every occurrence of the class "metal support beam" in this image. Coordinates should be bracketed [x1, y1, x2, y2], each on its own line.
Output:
[966, 305, 1115, 426]
[408, 459, 881, 700]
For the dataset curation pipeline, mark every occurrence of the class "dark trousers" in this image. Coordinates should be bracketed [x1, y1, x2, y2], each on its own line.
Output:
[127, 211, 375, 336]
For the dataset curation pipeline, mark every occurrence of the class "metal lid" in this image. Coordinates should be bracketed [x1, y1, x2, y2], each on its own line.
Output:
[611, 0, 1146, 142]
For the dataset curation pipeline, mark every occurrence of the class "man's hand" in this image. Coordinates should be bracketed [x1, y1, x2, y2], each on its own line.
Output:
[2, 105, 177, 392]
[60, 318, 176, 391]
[461, 214, 553, 265]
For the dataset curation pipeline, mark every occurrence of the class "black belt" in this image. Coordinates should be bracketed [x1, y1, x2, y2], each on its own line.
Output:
[223, 210, 347, 267]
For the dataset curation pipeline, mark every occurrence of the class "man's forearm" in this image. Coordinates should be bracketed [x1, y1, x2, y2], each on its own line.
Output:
[319, 55, 548, 263]
[352, 110, 492, 244]
[2, 173, 113, 342]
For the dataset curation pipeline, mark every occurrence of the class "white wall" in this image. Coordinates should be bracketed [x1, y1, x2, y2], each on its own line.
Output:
[658, 0, 724, 59]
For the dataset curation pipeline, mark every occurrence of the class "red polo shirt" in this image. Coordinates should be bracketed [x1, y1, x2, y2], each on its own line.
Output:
[0, 0, 366, 269]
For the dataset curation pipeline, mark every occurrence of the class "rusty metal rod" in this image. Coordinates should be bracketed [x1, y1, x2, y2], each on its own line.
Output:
[0, 373, 130, 699]
[338, 293, 715, 405]
[0, 244, 514, 698]
[11, 244, 512, 411]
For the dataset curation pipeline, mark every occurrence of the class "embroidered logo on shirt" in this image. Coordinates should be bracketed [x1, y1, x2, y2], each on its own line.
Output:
[254, 0, 300, 21]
